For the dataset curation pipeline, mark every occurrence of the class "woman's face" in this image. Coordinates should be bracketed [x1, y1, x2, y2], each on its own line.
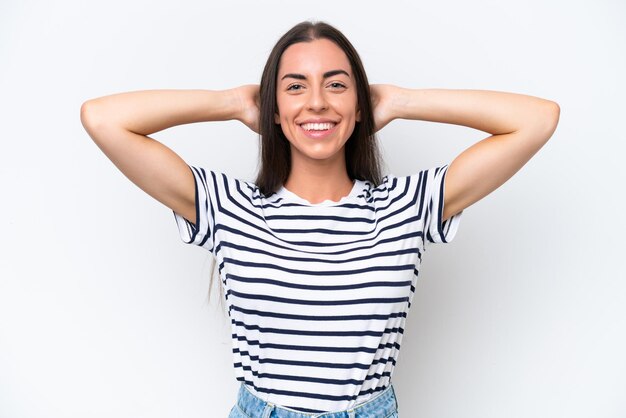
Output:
[275, 38, 360, 167]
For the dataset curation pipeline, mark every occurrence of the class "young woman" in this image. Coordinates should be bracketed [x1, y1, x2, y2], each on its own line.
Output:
[80, 21, 559, 418]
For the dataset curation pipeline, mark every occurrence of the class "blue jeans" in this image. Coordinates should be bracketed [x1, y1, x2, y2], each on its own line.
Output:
[228, 382, 399, 418]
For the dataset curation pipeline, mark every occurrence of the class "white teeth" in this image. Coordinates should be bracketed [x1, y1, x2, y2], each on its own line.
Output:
[301, 122, 336, 131]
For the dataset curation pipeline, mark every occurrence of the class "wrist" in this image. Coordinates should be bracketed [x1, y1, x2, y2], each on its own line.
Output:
[391, 86, 414, 120]
[222, 88, 244, 122]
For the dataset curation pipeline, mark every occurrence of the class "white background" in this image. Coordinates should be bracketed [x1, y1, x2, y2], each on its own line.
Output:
[1, 1, 625, 417]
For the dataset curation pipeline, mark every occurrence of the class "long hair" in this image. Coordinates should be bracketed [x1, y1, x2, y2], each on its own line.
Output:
[209, 21, 384, 309]
[254, 20, 383, 195]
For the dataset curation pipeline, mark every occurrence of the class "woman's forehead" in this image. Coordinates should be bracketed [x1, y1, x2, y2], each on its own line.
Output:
[277, 39, 352, 78]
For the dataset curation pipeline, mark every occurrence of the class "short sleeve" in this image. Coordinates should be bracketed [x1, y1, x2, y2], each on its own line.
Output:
[423, 164, 463, 246]
[172, 165, 215, 254]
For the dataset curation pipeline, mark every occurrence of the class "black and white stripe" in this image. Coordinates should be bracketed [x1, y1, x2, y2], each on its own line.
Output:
[173, 164, 462, 413]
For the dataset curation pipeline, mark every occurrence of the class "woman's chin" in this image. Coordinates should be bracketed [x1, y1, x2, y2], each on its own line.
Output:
[291, 146, 346, 164]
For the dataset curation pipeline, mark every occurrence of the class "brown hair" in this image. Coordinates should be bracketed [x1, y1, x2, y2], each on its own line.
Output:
[209, 21, 384, 309]
[254, 20, 383, 195]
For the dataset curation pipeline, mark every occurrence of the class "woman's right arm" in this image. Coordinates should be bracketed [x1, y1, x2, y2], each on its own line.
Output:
[79, 86, 259, 226]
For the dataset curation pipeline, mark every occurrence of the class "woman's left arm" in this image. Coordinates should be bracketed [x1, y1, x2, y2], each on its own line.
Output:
[371, 85, 560, 221]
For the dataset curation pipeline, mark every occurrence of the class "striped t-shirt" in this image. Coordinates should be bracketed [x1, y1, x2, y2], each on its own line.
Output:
[172, 164, 463, 414]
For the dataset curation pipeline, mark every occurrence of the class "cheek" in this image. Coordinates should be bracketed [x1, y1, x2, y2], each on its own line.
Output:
[277, 118, 295, 143]
[275, 101, 294, 126]
[331, 96, 359, 117]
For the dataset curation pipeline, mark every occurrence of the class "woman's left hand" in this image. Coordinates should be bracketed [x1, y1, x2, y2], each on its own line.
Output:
[370, 84, 401, 132]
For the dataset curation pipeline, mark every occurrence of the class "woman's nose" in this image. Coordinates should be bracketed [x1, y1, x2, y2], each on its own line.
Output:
[306, 87, 328, 112]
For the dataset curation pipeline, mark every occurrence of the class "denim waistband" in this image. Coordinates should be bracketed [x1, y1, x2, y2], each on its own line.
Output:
[234, 382, 398, 418]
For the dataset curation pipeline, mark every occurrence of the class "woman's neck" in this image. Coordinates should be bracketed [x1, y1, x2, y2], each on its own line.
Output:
[283, 155, 353, 204]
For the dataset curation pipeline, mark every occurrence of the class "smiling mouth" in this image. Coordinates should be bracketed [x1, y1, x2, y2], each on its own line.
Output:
[300, 122, 337, 131]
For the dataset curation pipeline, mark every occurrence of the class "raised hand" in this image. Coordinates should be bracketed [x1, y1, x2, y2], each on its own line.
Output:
[369, 84, 400, 133]
[233, 84, 261, 134]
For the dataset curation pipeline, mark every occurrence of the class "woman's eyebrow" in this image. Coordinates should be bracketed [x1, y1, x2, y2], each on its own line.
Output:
[280, 69, 350, 81]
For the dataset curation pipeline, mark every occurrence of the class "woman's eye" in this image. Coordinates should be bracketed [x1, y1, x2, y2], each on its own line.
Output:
[287, 84, 303, 91]
[329, 82, 346, 89]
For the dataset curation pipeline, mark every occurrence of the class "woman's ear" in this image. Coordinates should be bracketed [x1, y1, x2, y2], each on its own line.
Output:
[274, 112, 281, 124]
[356, 107, 361, 122]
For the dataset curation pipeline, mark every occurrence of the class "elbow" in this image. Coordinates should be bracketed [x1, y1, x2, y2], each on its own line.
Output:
[80, 100, 100, 126]
[546, 100, 560, 125]
[545, 100, 560, 138]
[80, 99, 108, 133]
[80, 100, 111, 146]
[534, 100, 560, 143]
[80, 100, 95, 129]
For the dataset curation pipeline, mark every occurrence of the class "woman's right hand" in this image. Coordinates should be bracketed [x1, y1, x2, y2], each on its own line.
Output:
[233, 84, 260, 134]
